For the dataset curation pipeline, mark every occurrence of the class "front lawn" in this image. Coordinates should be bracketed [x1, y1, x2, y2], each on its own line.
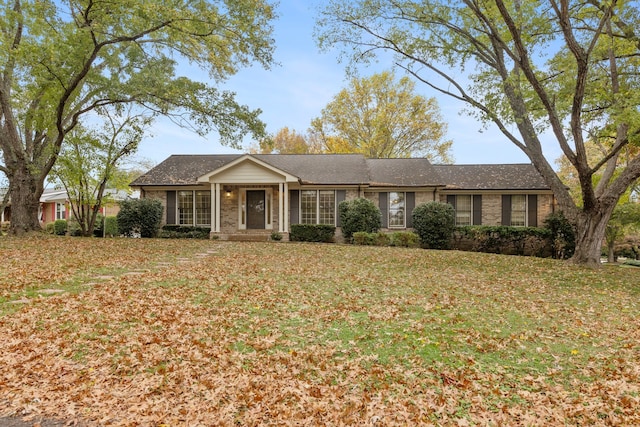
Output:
[1, 237, 638, 425]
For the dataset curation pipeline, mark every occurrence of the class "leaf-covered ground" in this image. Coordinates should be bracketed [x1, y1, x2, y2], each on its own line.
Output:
[1, 236, 639, 425]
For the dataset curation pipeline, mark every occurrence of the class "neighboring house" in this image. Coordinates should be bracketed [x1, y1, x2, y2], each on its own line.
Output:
[130, 154, 556, 240]
[39, 188, 135, 226]
[0, 188, 9, 224]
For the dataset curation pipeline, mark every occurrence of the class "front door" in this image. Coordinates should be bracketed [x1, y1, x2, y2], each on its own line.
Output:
[246, 190, 266, 229]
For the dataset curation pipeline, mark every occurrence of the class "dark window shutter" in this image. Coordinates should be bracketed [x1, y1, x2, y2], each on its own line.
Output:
[166, 191, 176, 224]
[528, 194, 538, 227]
[289, 190, 299, 224]
[379, 192, 388, 228]
[406, 192, 415, 228]
[473, 195, 482, 225]
[336, 190, 346, 226]
[501, 195, 511, 226]
[446, 194, 456, 209]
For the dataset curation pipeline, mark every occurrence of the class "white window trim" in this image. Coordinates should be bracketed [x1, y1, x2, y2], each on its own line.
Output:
[238, 187, 273, 230]
[388, 191, 406, 229]
[511, 194, 528, 227]
[176, 190, 212, 227]
[299, 189, 337, 226]
[454, 194, 473, 226]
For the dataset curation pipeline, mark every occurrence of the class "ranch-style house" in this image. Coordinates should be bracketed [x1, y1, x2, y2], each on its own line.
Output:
[130, 154, 555, 241]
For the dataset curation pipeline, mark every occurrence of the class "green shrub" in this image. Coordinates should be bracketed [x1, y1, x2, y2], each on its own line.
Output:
[352, 232, 390, 246]
[543, 211, 576, 259]
[290, 224, 335, 242]
[104, 216, 119, 237]
[453, 226, 552, 257]
[117, 198, 163, 238]
[352, 231, 374, 245]
[45, 222, 55, 234]
[53, 219, 67, 236]
[412, 202, 456, 249]
[391, 231, 420, 248]
[270, 231, 283, 241]
[623, 259, 640, 267]
[159, 225, 210, 239]
[338, 198, 381, 241]
[67, 219, 83, 236]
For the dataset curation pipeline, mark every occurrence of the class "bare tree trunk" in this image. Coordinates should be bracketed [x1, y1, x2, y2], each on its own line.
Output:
[571, 209, 614, 267]
[8, 166, 44, 235]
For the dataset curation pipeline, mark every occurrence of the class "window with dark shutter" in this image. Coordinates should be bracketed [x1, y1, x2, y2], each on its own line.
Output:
[406, 192, 415, 228]
[379, 192, 388, 228]
[289, 190, 299, 224]
[528, 195, 538, 227]
[166, 191, 176, 224]
[501, 195, 511, 226]
[336, 190, 346, 226]
[473, 195, 482, 225]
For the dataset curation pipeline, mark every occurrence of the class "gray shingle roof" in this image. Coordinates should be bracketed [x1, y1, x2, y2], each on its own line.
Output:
[366, 158, 445, 187]
[252, 154, 371, 185]
[432, 164, 550, 190]
[130, 155, 241, 186]
[130, 154, 551, 190]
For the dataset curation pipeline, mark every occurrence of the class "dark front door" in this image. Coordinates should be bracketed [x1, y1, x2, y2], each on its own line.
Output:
[246, 190, 266, 229]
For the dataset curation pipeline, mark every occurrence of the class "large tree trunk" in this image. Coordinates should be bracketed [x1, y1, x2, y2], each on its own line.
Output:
[8, 166, 44, 235]
[570, 209, 614, 267]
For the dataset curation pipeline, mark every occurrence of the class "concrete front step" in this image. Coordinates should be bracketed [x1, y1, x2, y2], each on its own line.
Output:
[226, 234, 270, 242]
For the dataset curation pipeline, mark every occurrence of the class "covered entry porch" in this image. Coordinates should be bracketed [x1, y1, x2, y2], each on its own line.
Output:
[197, 155, 298, 240]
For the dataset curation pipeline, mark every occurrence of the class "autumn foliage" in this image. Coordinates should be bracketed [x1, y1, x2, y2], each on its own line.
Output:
[1, 237, 639, 425]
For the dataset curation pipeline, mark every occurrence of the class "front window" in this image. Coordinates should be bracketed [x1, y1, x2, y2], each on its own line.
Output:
[389, 192, 405, 228]
[511, 195, 526, 226]
[318, 190, 336, 225]
[177, 190, 211, 226]
[455, 195, 472, 226]
[56, 203, 66, 220]
[300, 190, 336, 225]
[178, 191, 194, 225]
[195, 191, 211, 226]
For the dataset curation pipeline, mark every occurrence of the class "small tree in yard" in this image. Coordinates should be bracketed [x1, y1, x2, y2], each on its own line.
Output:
[339, 198, 382, 241]
[412, 202, 455, 249]
[117, 199, 163, 238]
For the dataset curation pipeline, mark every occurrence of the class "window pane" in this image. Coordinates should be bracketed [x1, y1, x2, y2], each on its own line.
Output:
[389, 192, 405, 228]
[455, 195, 472, 226]
[511, 195, 526, 226]
[195, 191, 211, 226]
[56, 203, 66, 220]
[300, 190, 317, 224]
[178, 191, 193, 225]
[318, 190, 335, 225]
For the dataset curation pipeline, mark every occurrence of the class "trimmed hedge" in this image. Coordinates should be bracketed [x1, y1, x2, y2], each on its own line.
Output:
[452, 226, 552, 257]
[390, 231, 420, 248]
[53, 219, 67, 236]
[412, 201, 456, 249]
[290, 224, 336, 242]
[117, 198, 163, 238]
[159, 225, 211, 239]
[338, 198, 381, 240]
[352, 231, 390, 246]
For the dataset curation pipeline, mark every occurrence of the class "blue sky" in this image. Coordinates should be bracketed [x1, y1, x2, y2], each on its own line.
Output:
[134, 0, 561, 167]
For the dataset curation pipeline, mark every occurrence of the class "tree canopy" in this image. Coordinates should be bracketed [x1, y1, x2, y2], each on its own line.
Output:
[317, 0, 640, 265]
[0, 0, 276, 234]
[311, 71, 453, 161]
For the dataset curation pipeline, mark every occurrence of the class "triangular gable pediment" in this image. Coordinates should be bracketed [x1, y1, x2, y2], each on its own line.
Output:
[197, 154, 299, 184]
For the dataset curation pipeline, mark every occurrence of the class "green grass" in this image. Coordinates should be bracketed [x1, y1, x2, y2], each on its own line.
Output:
[0, 238, 639, 424]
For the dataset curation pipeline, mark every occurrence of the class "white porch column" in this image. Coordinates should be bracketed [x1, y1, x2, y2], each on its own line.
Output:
[209, 184, 216, 232]
[278, 183, 284, 233]
[283, 182, 289, 232]
[214, 183, 221, 233]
